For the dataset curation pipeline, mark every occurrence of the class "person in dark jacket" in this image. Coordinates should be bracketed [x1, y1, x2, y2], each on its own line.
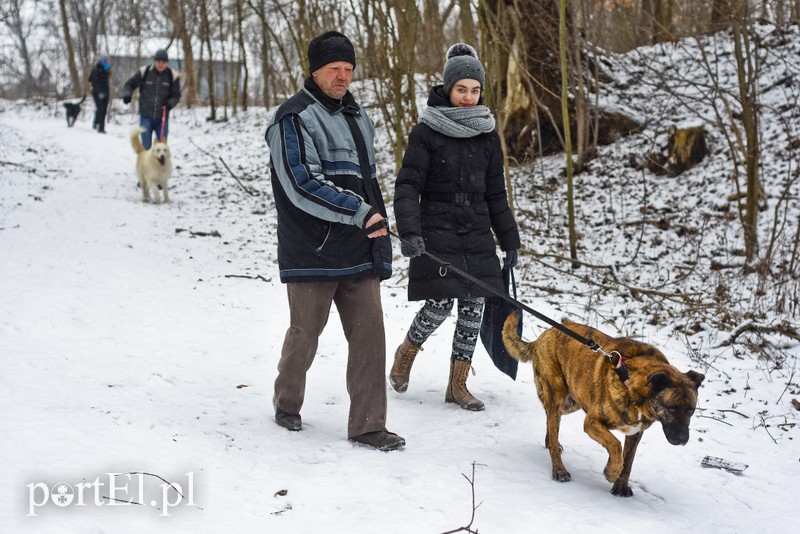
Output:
[264, 31, 404, 452]
[88, 54, 111, 133]
[121, 49, 181, 149]
[391, 43, 521, 411]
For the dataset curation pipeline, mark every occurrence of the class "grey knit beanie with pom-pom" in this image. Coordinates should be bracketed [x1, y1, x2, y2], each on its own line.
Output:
[442, 43, 485, 94]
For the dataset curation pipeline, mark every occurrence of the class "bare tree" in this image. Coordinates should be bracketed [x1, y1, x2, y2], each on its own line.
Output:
[560, 0, 578, 264]
[167, 0, 198, 107]
[234, 0, 249, 110]
[198, 0, 217, 119]
[365, 0, 422, 170]
[59, 0, 82, 96]
[1, 0, 39, 97]
[730, 1, 761, 263]
[66, 0, 109, 83]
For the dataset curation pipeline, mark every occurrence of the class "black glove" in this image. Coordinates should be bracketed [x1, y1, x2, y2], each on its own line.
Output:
[503, 249, 518, 269]
[401, 234, 425, 258]
[122, 95, 131, 104]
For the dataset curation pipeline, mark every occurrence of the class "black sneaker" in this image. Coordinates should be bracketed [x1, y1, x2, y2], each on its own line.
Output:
[349, 431, 405, 451]
[274, 407, 302, 431]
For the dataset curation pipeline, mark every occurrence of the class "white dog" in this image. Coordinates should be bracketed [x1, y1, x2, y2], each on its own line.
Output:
[130, 128, 172, 203]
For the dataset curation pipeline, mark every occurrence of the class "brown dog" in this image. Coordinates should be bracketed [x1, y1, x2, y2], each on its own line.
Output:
[502, 312, 704, 497]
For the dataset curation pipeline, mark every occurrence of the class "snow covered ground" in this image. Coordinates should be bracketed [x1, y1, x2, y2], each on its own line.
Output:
[1, 27, 799, 534]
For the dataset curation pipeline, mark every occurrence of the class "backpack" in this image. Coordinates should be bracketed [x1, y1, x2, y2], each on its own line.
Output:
[140, 64, 174, 85]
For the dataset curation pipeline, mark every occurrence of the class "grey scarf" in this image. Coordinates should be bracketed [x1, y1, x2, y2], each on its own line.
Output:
[420, 105, 496, 138]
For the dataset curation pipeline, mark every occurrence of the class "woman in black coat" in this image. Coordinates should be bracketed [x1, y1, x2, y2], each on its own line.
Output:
[391, 43, 521, 411]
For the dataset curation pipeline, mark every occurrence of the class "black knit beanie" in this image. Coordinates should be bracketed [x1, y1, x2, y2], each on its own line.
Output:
[307, 31, 356, 73]
[443, 43, 485, 94]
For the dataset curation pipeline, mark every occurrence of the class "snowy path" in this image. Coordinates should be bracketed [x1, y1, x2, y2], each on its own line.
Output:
[1, 108, 798, 533]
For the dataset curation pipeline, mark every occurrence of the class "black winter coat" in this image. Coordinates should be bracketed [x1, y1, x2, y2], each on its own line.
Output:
[122, 65, 181, 119]
[88, 62, 110, 98]
[394, 85, 521, 301]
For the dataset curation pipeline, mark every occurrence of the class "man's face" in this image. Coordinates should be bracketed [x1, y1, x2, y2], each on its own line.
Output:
[312, 61, 354, 100]
[155, 59, 167, 72]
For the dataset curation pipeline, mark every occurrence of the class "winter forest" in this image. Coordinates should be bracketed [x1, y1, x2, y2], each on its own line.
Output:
[2, 0, 800, 532]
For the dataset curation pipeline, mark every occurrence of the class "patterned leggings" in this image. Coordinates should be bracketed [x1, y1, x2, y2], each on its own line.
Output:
[406, 297, 484, 362]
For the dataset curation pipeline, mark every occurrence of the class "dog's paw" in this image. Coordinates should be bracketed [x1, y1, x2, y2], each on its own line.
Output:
[610, 480, 633, 497]
[604, 461, 622, 483]
[552, 469, 571, 482]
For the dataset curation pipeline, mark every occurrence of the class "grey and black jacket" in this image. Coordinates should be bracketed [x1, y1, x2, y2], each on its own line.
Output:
[265, 77, 392, 283]
[122, 64, 181, 119]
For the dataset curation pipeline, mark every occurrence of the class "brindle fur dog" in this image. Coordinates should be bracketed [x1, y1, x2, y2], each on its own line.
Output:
[502, 311, 704, 497]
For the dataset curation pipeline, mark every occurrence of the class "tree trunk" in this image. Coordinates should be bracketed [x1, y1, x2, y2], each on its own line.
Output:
[199, 0, 216, 119]
[258, 0, 270, 106]
[458, 0, 477, 47]
[235, 0, 249, 111]
[731, 1, 760, 263]
[502, 0, 565, 161]
[216, 0, 230, 120]
[60, 0, 82, 96]
[711, 0, 731, 30]
[560, 0, 578, 265]
[419, 0, 446, 75]
[167, 0, 197, 108]
[652, 0, 674, 43]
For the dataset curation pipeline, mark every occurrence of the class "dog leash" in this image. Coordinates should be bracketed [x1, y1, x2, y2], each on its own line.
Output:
[388, 229, 631, 387]
[160, 105, 167, 141]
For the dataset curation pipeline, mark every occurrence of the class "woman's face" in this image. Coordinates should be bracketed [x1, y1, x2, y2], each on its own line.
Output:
[449, 78, 482, 107]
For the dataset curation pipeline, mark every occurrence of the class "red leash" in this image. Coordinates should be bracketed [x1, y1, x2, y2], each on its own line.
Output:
[160, 105, 167, 141]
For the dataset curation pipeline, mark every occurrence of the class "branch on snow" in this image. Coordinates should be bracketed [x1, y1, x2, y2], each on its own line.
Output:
[714, 320, 800, 348]
[187, 137, 260, 197]
[442, 461, 484, 534]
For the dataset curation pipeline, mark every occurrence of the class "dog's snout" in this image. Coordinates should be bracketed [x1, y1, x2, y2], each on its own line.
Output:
[665, 429, 690, 446]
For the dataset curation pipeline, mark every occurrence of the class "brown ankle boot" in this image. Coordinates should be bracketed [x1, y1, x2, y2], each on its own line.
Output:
[390, 337, 423, 392]
[445, 359, 485, 411]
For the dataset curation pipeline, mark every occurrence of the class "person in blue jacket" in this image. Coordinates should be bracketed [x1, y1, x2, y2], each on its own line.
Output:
[264, 31, 404, 452]
[88, 54, 111, 133]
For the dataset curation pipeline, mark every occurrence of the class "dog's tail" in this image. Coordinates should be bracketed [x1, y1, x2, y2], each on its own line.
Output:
[502, 311, 535, 363]
[130, 128, 145, 154]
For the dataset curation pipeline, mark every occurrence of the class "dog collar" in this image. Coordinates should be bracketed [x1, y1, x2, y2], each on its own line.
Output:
[597, 349, 630, 389]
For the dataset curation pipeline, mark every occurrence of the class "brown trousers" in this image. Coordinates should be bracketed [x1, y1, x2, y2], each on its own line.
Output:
[273, 277, 388, 437]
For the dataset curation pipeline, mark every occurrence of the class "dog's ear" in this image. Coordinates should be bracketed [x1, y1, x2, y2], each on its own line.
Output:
[685, 370, 705, 390]
[647, 372, 673, 395]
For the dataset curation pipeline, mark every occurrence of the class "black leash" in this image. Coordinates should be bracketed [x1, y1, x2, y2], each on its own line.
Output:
[388, 229, 631, 386]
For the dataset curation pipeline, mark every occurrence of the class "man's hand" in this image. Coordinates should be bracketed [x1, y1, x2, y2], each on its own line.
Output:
[363, 213, 388, 238]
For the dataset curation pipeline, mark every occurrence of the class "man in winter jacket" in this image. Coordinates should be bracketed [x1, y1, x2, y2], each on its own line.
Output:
[264, 31, 404, 452]
[121, 49, 181, 149]
[88, 54, 111, 133]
